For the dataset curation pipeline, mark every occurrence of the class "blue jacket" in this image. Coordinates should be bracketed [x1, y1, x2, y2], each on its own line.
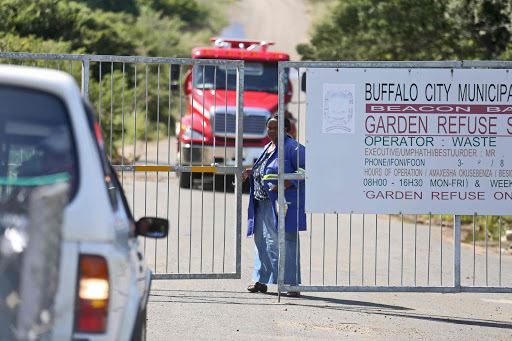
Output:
[247, 136, 306, 237]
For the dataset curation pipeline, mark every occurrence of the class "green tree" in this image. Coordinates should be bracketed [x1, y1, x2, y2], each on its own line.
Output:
[77, 0, 139, 15]
[0, 32, 77, 54]
[447, 0, 512, 60]
[0, 0, 136, 55]
[298, 0, 455, 61]
[298, 0, 512, 61]
[137, 0, 206, 25]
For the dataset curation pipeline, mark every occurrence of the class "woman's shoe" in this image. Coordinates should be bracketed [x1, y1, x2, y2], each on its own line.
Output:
[247, 282, 268, 293]
[286, 291, 300, 297]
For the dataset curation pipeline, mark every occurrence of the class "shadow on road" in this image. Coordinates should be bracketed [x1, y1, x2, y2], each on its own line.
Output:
[150, 289, 512, 330]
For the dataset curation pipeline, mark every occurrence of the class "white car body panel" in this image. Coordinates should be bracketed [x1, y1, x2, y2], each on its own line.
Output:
[0, 65, 150, 340]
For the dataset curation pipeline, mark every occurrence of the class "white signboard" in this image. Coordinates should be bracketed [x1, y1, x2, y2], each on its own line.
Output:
[306, 68, 512, 215]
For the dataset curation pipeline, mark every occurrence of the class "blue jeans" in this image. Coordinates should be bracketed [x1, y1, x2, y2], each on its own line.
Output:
[252, 200, 301, 285]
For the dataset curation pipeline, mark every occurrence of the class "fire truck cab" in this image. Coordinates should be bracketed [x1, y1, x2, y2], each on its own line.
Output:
[177, 38, 295, 188]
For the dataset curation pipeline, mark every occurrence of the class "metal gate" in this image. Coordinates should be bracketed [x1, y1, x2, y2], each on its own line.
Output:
[0, 52, 245, 280]
[276, 61, 512, 299]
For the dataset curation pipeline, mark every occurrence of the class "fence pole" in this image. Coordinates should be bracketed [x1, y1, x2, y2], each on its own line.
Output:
[277, 63, 287, 302]
[81, 56, 90, 101]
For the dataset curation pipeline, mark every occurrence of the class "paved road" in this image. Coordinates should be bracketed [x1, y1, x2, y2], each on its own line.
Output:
[116, 0, 512, 339]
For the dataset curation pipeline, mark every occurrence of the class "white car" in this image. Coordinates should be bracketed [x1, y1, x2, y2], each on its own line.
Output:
[0, 65, 167, 340]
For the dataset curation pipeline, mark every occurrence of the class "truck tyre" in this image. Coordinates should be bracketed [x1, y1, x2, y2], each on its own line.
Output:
[179, 172, 192, 188]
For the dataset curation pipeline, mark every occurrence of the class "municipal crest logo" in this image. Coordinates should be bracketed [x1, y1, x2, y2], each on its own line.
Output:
[322, 84, 355, 133]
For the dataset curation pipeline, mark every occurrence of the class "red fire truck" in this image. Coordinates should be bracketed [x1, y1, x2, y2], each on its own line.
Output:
[177, 38, 296, 188]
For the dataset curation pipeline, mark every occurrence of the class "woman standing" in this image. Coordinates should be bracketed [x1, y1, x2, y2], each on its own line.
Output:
[242, 114, 306, 297]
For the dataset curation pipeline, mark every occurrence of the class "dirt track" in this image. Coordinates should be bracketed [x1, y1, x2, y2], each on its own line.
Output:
[225, 0, 310, 62]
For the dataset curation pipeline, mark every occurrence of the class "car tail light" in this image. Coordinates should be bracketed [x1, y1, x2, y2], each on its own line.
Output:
[75, 255, 109, 333]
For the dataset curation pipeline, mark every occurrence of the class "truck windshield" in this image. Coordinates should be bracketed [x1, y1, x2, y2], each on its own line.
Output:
[193, 62, 288, 93]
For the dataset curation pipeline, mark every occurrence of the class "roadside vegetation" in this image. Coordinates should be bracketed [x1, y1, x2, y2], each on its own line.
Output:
[299, 0, 512, 61]
[0, 0, 231, 160]
[300, 0, 512, 240]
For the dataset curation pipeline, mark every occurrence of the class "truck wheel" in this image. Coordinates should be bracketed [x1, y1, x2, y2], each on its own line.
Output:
[179, 172, 191, 188]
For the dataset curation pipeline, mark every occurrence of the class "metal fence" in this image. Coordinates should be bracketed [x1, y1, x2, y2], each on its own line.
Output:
[276, 61, 512, 299]
[0, 52, 245, 280]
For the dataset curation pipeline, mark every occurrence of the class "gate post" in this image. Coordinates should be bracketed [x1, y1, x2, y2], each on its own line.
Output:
[276, 64, 287, 302]
[81, 55, 90, 101]
[234, 61, 244, 278]
[454, 215, 461, 291]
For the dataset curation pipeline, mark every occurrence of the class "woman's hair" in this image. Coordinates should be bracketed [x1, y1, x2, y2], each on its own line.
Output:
[266, 113, 291, 132]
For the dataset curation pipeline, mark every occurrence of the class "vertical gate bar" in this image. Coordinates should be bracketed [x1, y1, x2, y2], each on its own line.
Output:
[121, 63, 126, 187]
[428, 213, 432, 286]
[177, 65, 184, 273]
[454, 215, 461, 291]
[223, 172, 227, 272]
[336, 214, 339, 286]
[309, 214, 313, 285]
[166, 64, 172, 273]
[189, 64, 194, 273]
[69, 60, 72, 76]
[212, 66, 218, 273]
[81, 57, 89, 102]
[499, 216, 502, 287]
[33, 60, 36, 67]
[296, 66, 301, 287]
[485, 215, 488, 286]
[277, 63, 286, 297]
[322, 214, 326, 286]
[58, 60, 61, 71]
[387, 214, 391, 286]
[110, 62, 114, 161]
[473, 214, 476, 286]
[401, 213, 403, 286]
[235, 62, 244, 278]
[98, 62, 102, 125]
[133, 64, 137, 234]
[441, 215, 443, 286]
[200, 65, 206, 273]
[144, 64, 149, 256]
[155, 64, 161, 273]
[375, 214, 377, 286]
[223, 67, 228, 272]
[212, 66, 217, 162]
[46, 59, 49, 69]
[362, 214, 365, 285]
[414, 215, 417, 286]
[349, 212, 352, 286]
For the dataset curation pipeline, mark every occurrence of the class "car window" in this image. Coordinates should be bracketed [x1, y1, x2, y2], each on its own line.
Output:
[0, 86, 78, 206]
[82, 101, 119, 211]
[109, 163, 134, 221]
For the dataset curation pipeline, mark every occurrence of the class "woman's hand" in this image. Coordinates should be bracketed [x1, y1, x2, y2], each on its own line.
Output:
[242, 168, 251, 182]
[271, 180, 293, 192]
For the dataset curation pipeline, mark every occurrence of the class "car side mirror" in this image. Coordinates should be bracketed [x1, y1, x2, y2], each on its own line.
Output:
[301, 72, 306, 92]
[136, 217, 168, 238]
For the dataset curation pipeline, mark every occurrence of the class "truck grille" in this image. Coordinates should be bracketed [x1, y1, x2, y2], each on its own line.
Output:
[214, 114, 267, 137]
